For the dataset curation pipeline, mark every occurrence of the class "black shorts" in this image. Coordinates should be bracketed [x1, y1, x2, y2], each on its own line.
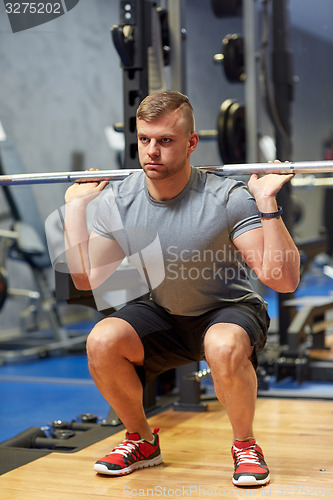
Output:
[110, 299, 270, 386]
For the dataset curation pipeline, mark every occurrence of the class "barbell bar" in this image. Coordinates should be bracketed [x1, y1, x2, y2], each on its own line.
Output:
[1, 161, 333, 186]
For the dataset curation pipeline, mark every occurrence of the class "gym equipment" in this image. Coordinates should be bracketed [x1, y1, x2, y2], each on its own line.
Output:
[283, 296, 333, 356]
[110, 0, 184, 169]
[210, 0, 242, 18]
[155, 8, 171, 66]
[0, 135, 90, 363]
[215, 98, 246, 164]
[0, 416, 122, 454]
[111, 0, 154, 170]
[223, 34, 245, 83]
[214, 34, 245, 83]
[184, 366, 212, 383]
[259, 231, 333, 385]
[273, 296, 333, 384]
[1, 161, 333, 186]
[0, 224, 42, 322]
[174, 364, 208, 412]
[216, 98, 235, 164]
[225, 100, 246, 163]
[211, 2, 257, 163]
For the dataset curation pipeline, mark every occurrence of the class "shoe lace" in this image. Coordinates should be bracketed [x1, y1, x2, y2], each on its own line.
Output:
[110, 438, 143, 458]
[233, 444, 263, 466]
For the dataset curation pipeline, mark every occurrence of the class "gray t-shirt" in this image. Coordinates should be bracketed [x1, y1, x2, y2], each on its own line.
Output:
[93, 166, 264, 316]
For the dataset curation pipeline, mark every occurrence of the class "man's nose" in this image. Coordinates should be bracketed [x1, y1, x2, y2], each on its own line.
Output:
[148, 140, 160, 157]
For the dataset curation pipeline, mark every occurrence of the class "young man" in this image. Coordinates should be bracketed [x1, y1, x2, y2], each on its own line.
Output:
[64, 91, 300, 486]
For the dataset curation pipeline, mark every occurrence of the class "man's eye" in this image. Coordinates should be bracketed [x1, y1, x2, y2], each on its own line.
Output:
[161, 138, 171, 143]
[140, 137, 149, 143]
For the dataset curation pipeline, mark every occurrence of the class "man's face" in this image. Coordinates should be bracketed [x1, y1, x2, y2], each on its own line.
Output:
[137, 110, 198, 180]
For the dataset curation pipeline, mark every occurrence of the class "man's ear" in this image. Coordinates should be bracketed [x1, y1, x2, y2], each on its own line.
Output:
[188, 132, 199, 154]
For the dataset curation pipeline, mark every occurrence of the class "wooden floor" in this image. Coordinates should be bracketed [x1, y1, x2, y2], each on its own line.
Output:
[1, 398, 332, 499]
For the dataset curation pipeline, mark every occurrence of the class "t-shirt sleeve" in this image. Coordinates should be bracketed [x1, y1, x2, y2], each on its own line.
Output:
[92, 187, 124, 239]
[226, 182, 261, 240]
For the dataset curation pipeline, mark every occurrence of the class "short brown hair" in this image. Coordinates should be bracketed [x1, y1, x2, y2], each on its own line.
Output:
[136, 91, 195, 134]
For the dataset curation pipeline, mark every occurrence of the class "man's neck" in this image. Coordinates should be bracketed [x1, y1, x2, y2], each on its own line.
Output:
[146, 166, 192, 201]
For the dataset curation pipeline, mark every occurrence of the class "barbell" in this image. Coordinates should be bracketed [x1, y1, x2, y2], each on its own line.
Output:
[0, 161, 333, 186]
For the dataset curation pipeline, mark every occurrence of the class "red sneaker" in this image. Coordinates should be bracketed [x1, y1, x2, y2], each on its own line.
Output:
[232, 439, 270, 486]
[93, 427, 162, 476]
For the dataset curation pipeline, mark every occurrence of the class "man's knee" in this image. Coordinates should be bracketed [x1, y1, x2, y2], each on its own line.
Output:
[204, 323, 253, 375]
[87, 317, 143, 365]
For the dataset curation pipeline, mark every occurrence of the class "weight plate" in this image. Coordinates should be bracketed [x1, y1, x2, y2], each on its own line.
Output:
[158, 8, 170, 66]
[51, 420, 69, 429]
[77, 413, 98, 423]
[217, 99, 236, 164]
[52, 429, 76, 440]
[211, 0, 242, 18]
[223, 34, 245, 83]
[226, 101, 246, 163]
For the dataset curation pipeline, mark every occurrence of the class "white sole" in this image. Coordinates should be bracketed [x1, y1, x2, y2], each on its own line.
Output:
[233, 474, 270, 486]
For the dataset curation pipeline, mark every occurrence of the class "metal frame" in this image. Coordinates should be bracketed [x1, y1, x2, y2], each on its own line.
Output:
[168, 0, 187, 93]
[111, 0, 154, 170]
[243, 0, 259, 163]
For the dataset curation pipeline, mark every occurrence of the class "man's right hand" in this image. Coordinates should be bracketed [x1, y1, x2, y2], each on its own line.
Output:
[65, 169, 109, 204]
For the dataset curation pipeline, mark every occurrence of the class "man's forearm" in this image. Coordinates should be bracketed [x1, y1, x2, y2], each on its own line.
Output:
[64, 200, 92, 290]
[253, 190, 300, 292]
[236, 196, 301, 293]
[259, 216, 300, 292]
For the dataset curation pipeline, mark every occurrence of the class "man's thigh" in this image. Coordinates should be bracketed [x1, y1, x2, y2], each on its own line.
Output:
[199, 301, 270, 370]
[109, 300, 203, 385]
[109, 299, 269, 382]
